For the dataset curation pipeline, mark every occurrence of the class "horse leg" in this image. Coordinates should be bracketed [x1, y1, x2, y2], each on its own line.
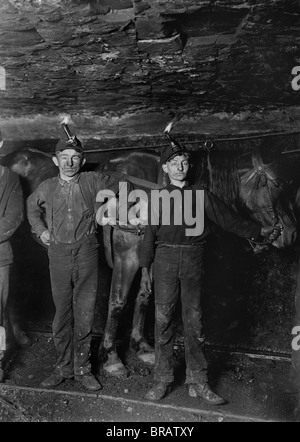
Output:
[9, 312, 31, 347]
[99, 253, 139, 378]
[130, 266, 155, 366]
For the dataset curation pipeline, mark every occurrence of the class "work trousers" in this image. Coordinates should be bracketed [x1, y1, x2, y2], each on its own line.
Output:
[0, 265, 10, 327]
[153, 243, 208, 384]
[291, 256, 300, 388]
[48, 235, 99, 377]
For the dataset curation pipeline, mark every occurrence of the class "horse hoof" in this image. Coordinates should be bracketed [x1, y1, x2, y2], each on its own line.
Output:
[103, 362, 129, 378]
[137, 352, 155, 366]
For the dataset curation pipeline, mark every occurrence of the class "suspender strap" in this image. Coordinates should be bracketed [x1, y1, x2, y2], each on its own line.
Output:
[47, 178, 59, 237]
[78, 173, 95, 218]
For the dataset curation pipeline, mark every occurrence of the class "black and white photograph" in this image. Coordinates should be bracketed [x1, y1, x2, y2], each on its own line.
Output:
[0, 0, 300, 425]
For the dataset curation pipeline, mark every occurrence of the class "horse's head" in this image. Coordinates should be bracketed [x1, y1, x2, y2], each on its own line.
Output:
[1, 148, 57, 196]
[191, 149, 297, 251]
[239, 152, 297, 249]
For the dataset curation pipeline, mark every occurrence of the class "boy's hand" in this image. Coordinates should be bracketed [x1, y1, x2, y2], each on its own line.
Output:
[141, 267, 153, 294]
[40, 230, 51, 246]
[260, 224, 282, 242]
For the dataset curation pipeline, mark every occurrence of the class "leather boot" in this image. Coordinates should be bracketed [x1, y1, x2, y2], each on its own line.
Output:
[145, 382, 172, 401]
[41, 372, 71, 388]
[188, 382, 226, 405]
[75, 373, 102, 391]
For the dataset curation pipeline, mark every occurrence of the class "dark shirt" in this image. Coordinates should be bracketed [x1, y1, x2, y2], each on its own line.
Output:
[139, 183, 261, 268]
[27, 171, 128, 245]
[0, 165, 24, 266]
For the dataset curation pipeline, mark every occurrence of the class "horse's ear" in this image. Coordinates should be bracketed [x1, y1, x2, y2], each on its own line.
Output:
[17, 153, 29, 164]
[17, 153, 29, 168]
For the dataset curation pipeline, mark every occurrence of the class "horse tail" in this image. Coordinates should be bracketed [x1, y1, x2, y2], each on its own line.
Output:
[103, 225, 114, 269]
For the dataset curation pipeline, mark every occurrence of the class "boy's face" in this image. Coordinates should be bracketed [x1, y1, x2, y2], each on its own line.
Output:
[52, 149, 86, 179]
[162, 154, 190, 182]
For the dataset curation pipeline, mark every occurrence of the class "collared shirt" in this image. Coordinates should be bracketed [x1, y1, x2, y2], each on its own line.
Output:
[139, 182, 261, 268]
[27, 171, 129, 245]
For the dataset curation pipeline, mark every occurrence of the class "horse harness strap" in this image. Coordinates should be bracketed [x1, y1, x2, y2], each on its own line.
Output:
[242, 164, 278, 187]
[104, 170, 163, 191]
[114, 223, 146, 236]
[102, 170, 164, 236]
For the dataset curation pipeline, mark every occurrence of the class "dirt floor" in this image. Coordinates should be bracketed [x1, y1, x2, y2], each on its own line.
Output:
[0, 333, 299, 423]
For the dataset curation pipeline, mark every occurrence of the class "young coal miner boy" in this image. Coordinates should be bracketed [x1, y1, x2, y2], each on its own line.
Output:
[140, 142, 281, 404]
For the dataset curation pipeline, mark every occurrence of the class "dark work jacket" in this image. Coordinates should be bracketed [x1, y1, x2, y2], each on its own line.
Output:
[0, 165, 24, 267]
[139, 183, 261, 269]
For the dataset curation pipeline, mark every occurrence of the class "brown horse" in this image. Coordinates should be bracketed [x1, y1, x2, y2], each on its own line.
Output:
[1, 146, 298, 378]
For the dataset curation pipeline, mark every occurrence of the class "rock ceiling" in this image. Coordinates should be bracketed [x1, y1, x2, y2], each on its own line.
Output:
[0, 0, 299, 147]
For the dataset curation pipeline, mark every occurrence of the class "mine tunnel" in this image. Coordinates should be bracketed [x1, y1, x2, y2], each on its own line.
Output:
[0, 0, 300, 423]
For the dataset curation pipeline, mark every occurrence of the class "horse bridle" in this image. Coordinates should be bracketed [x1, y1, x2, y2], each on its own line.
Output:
[240, 152, 284, 252]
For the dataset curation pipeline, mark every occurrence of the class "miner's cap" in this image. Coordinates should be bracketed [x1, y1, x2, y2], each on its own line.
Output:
[161, 140, 189, 164]
[55, 136, 83, 154]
